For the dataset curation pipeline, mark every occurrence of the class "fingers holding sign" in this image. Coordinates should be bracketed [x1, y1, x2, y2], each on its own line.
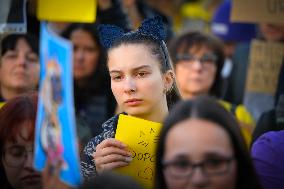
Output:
[94, 138, 132, 173]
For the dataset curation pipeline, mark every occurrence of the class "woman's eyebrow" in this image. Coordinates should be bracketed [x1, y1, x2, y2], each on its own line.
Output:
[109, 70, 121, 74]
[132, 65, 151, 71]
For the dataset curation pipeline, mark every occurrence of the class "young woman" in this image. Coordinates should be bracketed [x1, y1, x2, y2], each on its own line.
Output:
[81, 16, 179, 179]
[155, 96, 262, 189]
[0, 34, 39, 105]
[169, 31, 255, 145]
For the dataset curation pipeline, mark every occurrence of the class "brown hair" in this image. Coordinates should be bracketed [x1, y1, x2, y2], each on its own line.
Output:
[0, 92, 38, 188]
[0, 92, 38, 151]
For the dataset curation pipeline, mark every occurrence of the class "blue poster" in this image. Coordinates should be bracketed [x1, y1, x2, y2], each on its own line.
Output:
[34, 22, 81, 187]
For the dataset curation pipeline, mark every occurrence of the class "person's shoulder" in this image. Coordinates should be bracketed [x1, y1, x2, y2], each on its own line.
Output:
[101, 113, 120, 130]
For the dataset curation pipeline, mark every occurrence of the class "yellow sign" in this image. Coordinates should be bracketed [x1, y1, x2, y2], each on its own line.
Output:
[37, 0, 96, 22]
[115, 114, 162, 189]
[246, 40, 284, 94]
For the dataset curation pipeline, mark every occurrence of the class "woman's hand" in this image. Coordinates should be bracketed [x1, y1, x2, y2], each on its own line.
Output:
[93, 138, 132, 174]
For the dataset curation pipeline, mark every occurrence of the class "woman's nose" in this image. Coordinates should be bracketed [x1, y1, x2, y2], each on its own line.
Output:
[74, 49, 85, 63]
[191, 59, 203, 70]
[23, 151, 34, 169]
[16, 53, 27, 67]
[124, 77, 137, 94]
[190, 167, 209, 187]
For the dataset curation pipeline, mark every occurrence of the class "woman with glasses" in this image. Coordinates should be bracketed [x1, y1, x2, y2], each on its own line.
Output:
[169, 31, 255, 146]
[0, 93, 73, 189]
[155, 96, 262, 189]
[0, 93, 41, 189]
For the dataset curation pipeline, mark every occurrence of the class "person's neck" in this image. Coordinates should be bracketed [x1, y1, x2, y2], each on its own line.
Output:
[75, 78, 88, 88]
[181, 91, 207, 100]
[1, 87, 26, 100]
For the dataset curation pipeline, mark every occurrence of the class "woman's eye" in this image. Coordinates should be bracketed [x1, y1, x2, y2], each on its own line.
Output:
[84, 46, 97, 53]
[27, 54, 39, 63]
[204, 159, 224, 168]
[174, 162, 190, 169]
[4, 52, 18, 59]
[7, 147, 25, 157]
[137, 72, 148, 78]
[112, 75, 122, 81]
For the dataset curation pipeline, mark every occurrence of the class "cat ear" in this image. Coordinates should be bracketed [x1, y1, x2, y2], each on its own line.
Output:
[137, 16, 166, 41]
[98, 24, 125, 49]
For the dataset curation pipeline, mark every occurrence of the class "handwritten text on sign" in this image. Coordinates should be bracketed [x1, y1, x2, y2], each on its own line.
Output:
[246, 40, 284, 94]
[115, 114, 162, 189]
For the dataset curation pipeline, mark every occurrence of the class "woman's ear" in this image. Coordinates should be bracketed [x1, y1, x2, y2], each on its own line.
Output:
[163, 70, 174, 93]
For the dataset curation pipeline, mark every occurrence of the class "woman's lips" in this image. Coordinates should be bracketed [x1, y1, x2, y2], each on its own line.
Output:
[125, 99, 143, 106]
[21, 174, 41, 184]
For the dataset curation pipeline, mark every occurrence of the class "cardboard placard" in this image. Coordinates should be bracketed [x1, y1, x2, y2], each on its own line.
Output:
[37, 0, 96, 22]
[115, 114, 162, 189]
[246, 39, 284, 94]
[231, 0, 284, 24]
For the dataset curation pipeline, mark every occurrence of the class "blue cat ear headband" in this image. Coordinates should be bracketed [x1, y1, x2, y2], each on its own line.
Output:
[98, 16, 166, 49]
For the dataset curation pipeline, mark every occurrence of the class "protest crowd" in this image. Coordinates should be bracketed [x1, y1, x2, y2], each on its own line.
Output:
[0, 0, 283, 189]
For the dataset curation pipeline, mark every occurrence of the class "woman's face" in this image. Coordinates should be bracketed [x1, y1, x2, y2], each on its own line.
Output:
[2, 126, 42, 189]
[163, 119, 237, 189]
[108, 44, 172, 120]
[175, 46, 217, 99]
[70, 29, 100, 81]
[0, 38, 39, 94]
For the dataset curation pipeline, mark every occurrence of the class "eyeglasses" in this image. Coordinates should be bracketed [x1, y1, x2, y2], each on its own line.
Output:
[2, 145, 34, 168]
[163, 156, 234, 178]
[175, 53, 217, 68]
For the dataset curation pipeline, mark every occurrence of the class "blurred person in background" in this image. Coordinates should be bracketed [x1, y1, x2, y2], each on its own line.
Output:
[169, 31, 255, 145]
[0, 93, 73, 189]
[211, 0, 257, 104]
[244, 23, 284, 121]
[121, 0, 173, 42]
[251, 94, 284, 189]
[61, 0, 131, 148]
[0, 93, 42, 189]
[62, 23, 117, 149]
[252, 93, 284, 143]
[155, 96, 262, 189]
[0, 34, 39, 107]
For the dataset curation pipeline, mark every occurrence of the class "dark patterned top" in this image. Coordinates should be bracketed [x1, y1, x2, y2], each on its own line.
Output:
[80, 114, 120, 179]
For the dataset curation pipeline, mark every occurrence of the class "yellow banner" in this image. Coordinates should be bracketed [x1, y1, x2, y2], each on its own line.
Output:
[37, 0, 96, 22]
[115, 114, 162, 189]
